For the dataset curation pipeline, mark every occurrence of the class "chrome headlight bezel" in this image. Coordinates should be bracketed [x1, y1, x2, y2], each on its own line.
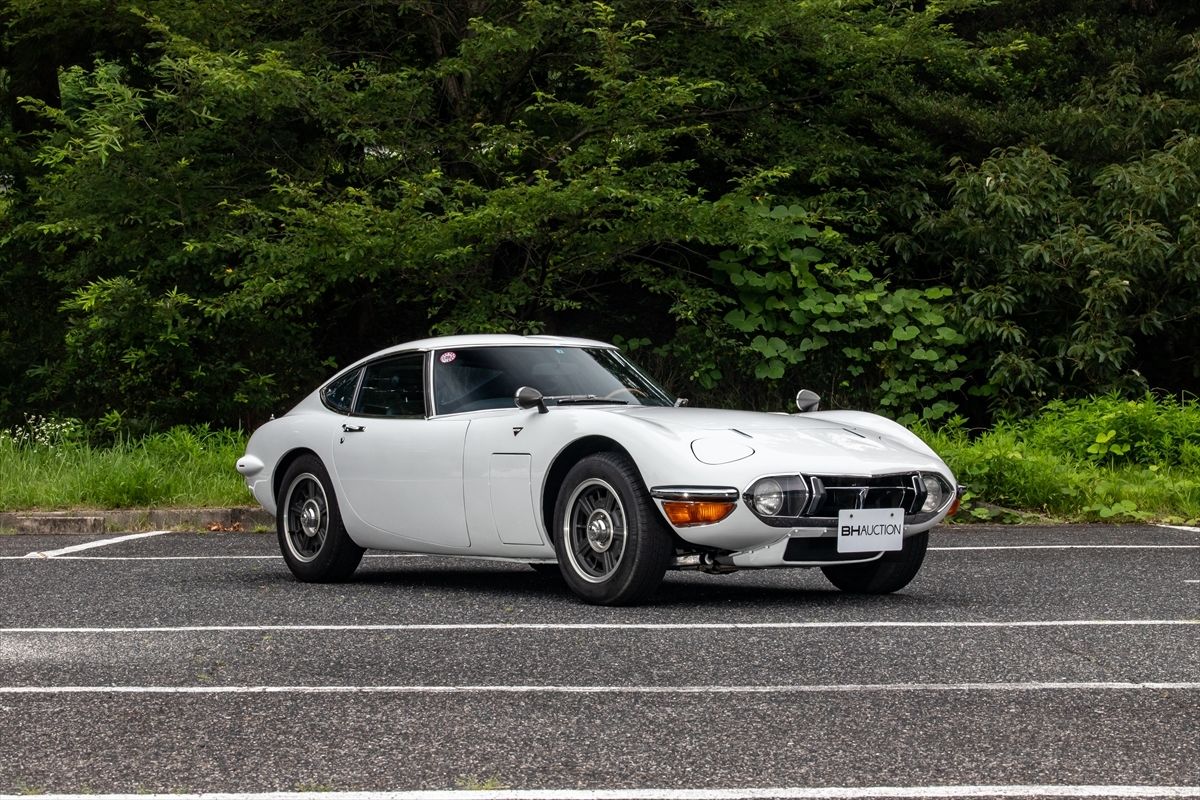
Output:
[743, 475, 810, 520]
[919, 472, 954, 513]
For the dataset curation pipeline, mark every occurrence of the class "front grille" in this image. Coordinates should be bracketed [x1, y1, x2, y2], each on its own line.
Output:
[806, 473, 923, 517]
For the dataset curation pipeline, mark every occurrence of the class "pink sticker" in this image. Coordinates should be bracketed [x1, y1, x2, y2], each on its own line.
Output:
[439, 351, 457, 364]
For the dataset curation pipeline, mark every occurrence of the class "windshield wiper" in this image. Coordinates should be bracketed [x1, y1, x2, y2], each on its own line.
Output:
[550, 394, 629, 406]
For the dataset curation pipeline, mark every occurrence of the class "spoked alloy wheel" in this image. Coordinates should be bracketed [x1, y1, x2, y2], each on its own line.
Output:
[563, 478, 628, 583]
[282, 473, 329, 563]
[276, 455, 364, 582]
[553, 452, 672, 606]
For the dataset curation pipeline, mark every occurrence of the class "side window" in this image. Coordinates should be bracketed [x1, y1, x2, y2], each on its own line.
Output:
[353, 354, 426, 418]
[322, 369, 361, 414]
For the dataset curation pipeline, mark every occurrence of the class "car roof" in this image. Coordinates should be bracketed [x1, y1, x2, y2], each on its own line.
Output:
[343, 334, 616, 370]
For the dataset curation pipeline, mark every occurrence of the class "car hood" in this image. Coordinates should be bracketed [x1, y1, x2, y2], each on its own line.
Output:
[615, 406, 948, 475]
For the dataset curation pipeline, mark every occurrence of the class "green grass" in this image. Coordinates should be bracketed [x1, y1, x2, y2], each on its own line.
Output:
[2, 394, 1199, 523]
[0, 421, 249, 511]
[917, 393, 1200, 524]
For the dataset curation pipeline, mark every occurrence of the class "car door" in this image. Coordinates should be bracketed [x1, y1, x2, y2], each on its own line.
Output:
[331, 351, 471, 549]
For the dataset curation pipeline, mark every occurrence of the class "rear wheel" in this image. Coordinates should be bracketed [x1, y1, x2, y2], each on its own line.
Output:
[553, 452, 672, 605]
[821, 531, 928, 594]
[277, 455, 364, 582]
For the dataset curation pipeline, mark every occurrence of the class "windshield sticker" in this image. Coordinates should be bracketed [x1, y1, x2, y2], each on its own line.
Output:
[439, 351, 457, 364]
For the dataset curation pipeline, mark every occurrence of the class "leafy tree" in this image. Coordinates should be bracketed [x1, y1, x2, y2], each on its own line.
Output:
[2, 0, 1198, 430]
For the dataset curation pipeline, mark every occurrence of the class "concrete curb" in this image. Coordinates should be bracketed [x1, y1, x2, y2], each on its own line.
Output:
[0, 507, 274, 535]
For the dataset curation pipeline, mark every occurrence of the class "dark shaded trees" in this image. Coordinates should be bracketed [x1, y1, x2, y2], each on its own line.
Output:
[1, 0, 1197, 428]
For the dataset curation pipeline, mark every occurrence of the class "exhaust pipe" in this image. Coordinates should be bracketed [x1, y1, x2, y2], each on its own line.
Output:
[672, 552, 738, 574]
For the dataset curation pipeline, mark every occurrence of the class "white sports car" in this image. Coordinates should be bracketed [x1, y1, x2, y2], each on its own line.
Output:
[237, 334, 960, 605]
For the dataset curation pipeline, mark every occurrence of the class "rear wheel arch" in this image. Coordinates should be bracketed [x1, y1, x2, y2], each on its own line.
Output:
[273, 447, 322, 508]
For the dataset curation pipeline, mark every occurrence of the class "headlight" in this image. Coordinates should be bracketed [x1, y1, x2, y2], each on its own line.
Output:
[920, 473, 951, 513]
[750, 478, 785, 516]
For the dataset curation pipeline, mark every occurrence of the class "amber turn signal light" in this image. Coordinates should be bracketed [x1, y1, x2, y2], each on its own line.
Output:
[662, 500, 736, 527]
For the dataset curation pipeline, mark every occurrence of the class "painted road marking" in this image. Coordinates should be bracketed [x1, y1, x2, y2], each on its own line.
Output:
[21, 530, 171, 559]
[1, 619, 1196, 634]
[2, 545, 1198, 561]
[928, 545, 1200, 550]
[1156, 524, 1200, 533]
[0, 553, 423, 561]
[0, 681, 1197, 696]
[2, 787, 1198, 799]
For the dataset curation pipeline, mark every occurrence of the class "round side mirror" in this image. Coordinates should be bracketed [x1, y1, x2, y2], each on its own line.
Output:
[795, 389, 820, 413]
[515, 386, 548, 414]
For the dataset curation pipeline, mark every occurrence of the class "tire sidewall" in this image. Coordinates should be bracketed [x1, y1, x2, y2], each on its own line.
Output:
[821, 530, 929, 594]
[276, 455, 362, 582]
[553, 452, 670, 605]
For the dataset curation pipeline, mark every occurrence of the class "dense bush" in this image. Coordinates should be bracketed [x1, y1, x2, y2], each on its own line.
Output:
[922, 394, 1200, 522]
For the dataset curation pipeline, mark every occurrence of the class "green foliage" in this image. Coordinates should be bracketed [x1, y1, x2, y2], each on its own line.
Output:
[1020, 394, 1200, 467]
[1, 0, 1199, 429]
[915, 28, 1200, 412]
[707, 204, 965, 422]
[921, 393, 1200, 523]
[0, 418, 247, 510]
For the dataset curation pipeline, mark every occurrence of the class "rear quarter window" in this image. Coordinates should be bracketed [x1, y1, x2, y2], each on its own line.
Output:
[322, 369, 361, 414]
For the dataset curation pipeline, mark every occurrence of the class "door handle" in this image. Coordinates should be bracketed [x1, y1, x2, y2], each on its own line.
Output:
[342, 424, 365, 433]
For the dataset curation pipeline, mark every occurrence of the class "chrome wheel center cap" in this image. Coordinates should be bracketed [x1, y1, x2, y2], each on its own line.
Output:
[300, 500, 322, 537]
[585, 510, 614, 552]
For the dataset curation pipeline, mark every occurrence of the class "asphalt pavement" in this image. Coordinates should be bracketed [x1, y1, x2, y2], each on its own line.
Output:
[0, 524, 1197, 799]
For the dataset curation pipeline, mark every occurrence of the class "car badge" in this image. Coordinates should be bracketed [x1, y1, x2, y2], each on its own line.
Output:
[512, 427, 524, 436]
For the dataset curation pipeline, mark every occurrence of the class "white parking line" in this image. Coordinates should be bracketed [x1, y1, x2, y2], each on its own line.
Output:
[1, 788, 1198, 799]
[1, 619, 1195, 634]
[2, 545, 1196, 561]
[0, 552, 428, 562]
[21, 530, 171, 559]
[929, 545, 1200, 550]
[1, 680, 1197, 696]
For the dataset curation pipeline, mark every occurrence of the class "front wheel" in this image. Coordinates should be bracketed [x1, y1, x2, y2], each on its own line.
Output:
[821, 531, 928, 594]
[553, 452, 673, 606]
[277, 455, 364, 582]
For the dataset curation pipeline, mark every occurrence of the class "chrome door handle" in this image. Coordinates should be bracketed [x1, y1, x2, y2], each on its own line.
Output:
[341, 424, 365, 433]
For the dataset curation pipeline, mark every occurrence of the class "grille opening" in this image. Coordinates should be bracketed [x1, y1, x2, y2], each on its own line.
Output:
[806, 474, 923, 517]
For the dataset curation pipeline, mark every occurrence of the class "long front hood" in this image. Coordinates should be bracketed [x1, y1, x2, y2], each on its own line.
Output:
[615, 406, 949, 477]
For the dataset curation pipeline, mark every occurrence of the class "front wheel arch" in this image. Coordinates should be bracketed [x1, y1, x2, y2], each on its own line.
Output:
[541, 436, 640, 543]
[552, 451, 673, 605]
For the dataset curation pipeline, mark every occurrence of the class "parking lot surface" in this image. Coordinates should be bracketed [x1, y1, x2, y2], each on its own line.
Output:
[0, 524, 1197, 799]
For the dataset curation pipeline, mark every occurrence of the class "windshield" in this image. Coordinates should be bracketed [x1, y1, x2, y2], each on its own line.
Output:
[432, 346, 675, 414]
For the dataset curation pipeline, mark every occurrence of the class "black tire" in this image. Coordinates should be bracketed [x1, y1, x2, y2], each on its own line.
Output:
[276, 455, 364, 582]
[821, 531, 929, 594]
[552, 452, 673, 606]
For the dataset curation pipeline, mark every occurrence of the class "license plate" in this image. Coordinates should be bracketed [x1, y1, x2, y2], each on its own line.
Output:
[836, 508, 904, 553]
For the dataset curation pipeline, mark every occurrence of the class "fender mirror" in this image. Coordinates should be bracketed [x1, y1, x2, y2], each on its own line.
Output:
[795, 389, 821, 413]
[515, 386, 548, 414]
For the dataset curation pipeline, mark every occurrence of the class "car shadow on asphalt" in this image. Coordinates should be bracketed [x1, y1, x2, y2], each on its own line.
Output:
[290, 564, 939, 611]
